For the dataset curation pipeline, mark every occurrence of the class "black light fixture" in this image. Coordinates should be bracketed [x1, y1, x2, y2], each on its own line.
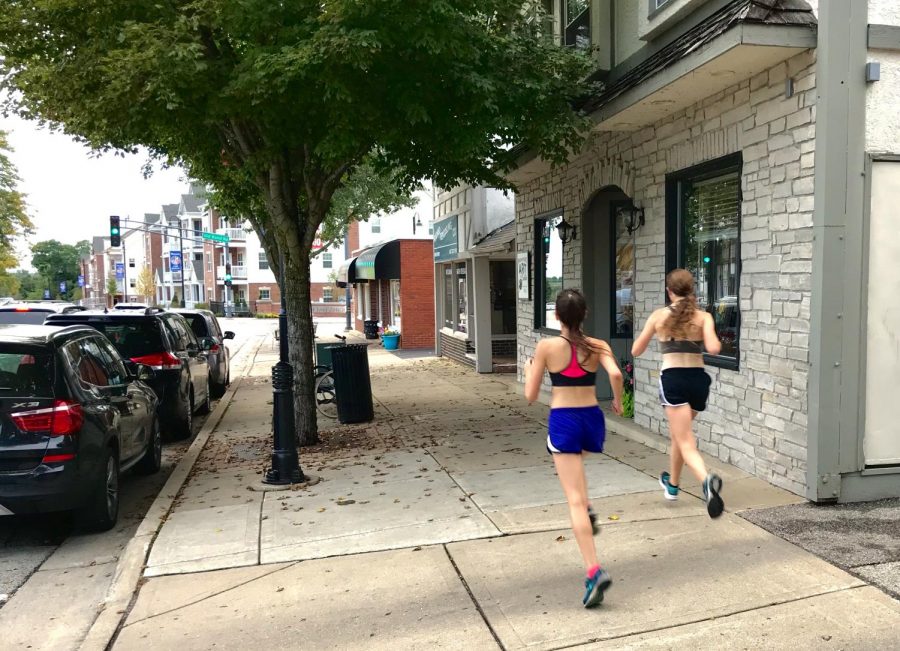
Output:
[618, 204, 646, 235]
[413, 212, 423, 234]
[556, 218, 577, 244]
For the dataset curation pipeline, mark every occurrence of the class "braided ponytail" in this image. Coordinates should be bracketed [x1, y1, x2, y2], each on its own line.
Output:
[664, 269, 698, 338]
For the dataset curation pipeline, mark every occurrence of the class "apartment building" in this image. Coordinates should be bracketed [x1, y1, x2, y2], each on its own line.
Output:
[508, 0, 900, 502]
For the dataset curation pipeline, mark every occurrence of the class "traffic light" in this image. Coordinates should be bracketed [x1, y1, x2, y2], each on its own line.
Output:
[224, 263, 232, 287]
[109, 216, 121, 247]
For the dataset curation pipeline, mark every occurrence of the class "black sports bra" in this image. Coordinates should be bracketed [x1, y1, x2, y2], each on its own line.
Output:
[660, 339, 704, 354]
[549, 338, 597, 387]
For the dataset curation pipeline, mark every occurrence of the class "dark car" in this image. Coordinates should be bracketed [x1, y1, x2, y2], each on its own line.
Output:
[45, 309, 211, 440]
[0, 324, 160, 530]
[0, 302, 84, 325]
[171, 309, 234, 398]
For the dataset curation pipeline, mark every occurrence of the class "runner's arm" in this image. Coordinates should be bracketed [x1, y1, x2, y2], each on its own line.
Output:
[631, 310, 658, 357]
[702, 312, 722, 356]
[596, 340, 624, 415]
[524, 340, 548, 404]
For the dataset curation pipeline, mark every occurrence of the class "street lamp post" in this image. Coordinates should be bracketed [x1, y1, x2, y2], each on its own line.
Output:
[263, 252, 305, 486]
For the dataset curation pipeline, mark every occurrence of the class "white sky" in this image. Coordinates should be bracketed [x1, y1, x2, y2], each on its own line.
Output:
[1, 114, 188, 269]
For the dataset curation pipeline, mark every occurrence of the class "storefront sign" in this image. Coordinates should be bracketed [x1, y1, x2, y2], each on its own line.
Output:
[433, 215, 459, 262]
[517, 251, 531, 300]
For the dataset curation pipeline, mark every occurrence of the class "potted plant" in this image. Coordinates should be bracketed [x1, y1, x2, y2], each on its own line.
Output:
[620, 358, 635, 419]
[382, 327, 401, 351]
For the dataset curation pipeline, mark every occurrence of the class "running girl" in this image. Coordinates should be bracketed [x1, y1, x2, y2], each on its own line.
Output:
[524, 288, 623, 608]
[631, 269, 725, 518]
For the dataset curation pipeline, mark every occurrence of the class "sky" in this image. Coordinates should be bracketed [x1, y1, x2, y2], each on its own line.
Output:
[1, 114, 188, 269]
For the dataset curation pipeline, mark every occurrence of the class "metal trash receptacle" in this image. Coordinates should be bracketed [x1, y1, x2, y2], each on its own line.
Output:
[363, 320, 379, 340]
[315, 341, 333, 368]
[329, 344, 374, 424]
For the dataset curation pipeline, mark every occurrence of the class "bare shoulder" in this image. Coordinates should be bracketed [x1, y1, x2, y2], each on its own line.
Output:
[587, 337, 612, 353]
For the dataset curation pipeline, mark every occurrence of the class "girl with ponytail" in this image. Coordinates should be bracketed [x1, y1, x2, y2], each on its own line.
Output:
[632, 269, 726, 519]
[524, 288, 623, 609]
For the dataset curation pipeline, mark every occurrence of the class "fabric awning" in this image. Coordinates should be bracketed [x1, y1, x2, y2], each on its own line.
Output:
[336, 256, 365, 287]
[355, 240, 401, 280]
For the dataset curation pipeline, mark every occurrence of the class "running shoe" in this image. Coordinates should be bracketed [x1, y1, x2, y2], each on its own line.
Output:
[702, 473, 724, 518]
[583, 569, 612, 608]
[587, 505, 599, 535]
[659, 471, 679, 501]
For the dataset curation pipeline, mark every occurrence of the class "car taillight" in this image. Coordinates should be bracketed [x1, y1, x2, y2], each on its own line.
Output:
[131, 352, 182, 370]
[14, 307, 30, 312]
[11, 400, 84, 436]
[209, 343, 220, 353]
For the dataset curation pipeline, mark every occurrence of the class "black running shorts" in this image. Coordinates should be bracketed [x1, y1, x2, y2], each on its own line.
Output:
[659, 368, 712, 412]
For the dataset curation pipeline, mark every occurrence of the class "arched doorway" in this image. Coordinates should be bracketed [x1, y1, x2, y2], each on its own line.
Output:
[582, 186, 636, 401]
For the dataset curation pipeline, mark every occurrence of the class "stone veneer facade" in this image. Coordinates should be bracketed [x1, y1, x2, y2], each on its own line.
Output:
[516, 51, 817, 496]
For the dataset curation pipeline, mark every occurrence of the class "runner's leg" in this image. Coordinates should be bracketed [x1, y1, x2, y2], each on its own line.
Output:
[553, 453, 598, 571]
[665, 405, 707, 483]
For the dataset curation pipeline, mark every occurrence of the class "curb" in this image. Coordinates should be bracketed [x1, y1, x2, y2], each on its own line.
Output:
[78, 338, 262, 651]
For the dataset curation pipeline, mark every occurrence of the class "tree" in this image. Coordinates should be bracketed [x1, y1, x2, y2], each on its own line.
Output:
[135, 266, 157, 303]
[14, 270, 45, 300]
[0, 272, 20, 297]
[106, 273, 118, 305]
[31, 239, 88, 299]
[0, 2, 592, 445]
[0, 131, 34, 272]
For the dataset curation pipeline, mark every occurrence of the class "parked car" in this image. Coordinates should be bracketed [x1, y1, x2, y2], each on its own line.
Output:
[45, 309, 211, 439]
[0, 324, 160, 530]
[113, 302, 150, 311]
[0, 302, 84, 325]
[171, 309, 234, 398]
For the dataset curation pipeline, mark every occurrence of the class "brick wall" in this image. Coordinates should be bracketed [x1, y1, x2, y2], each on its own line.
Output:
[441, 333, 475, 367]
[398, 240, 435, 349]
[515, 52, 816, 495]
[250, 282, 281, 314]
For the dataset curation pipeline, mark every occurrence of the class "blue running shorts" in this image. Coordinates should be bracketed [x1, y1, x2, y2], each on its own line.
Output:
[547, 406, 606, 454]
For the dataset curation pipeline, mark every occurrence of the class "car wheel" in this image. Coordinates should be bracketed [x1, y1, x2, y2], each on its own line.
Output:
[135, 417, 162, 475]
[174, 392, 193, 440]
[79, 447, 119, 532]
[199, 377, 212, 414]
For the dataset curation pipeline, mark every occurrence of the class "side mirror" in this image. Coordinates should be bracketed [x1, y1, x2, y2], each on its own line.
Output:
[223, 331, 235, 340]
[136, 364, 155, 381]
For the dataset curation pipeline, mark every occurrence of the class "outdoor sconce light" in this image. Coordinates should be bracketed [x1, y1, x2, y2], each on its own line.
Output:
[619, 205, 646, 235]
[412, 213, 423, 234]
[556, 218, 577, 244]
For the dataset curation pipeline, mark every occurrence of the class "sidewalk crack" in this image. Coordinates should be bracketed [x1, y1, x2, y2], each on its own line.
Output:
[443, 545, 506, 650]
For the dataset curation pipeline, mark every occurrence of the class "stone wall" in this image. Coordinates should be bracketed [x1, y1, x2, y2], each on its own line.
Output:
[515, 51, 817, 495]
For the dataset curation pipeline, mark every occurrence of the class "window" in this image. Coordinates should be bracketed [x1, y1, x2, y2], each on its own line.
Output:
[428, 221, 434, 236]
[194, 252, 203, 261]
[443, 266, 454, 329]
[456, 263, 468, 334]
[323, 287, 333, 302]
[441, 263, 469, 333]
[370, 217, 381, 234]
[258, 251, 269, 270]
[207, 259, 212, 272]
[193, 219, 202, 237]
[322, 252, 333, 269]
[534, 213, 564, 331]
[563, 0, 590, 49]
[129, 279, 137, 288]
[650, 0, 672, 14]
[259, 288, 271, 301]
[612, 203, 635, 338]
[94, 337, 129, 387]
[128, 258, 135, 268]
[666, 154, 742, 368]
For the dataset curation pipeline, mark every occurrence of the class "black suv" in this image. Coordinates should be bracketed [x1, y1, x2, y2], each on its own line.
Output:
[45, 309, 212, 439]
[0, 324, 160, 530]
[171, 309, 234, 398]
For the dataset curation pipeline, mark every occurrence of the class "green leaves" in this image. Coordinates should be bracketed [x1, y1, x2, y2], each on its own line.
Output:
[0, 131, 33, 272]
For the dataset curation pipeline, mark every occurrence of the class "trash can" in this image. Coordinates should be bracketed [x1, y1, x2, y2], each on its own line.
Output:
[329, 344, 374, 424]
[363, 319, 379, 340]
[315, 341, 333, 368]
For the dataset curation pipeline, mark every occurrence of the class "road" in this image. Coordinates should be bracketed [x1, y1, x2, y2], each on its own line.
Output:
[0, 318, 273, 650]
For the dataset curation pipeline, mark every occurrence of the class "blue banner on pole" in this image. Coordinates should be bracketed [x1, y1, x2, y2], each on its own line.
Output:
[43, 289, 51, 300]
[115, 262, 125, 280]
[77, 275, 84, 288]
[169, 251, 183, 273]
[59, 281, 67, 293]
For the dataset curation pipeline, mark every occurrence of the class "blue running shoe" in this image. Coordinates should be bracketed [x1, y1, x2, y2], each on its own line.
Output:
[702, 473, 724, 518]
[659, 471, 679, 501]
[587, 505, 599, 536]
[583, 569, 612, 608]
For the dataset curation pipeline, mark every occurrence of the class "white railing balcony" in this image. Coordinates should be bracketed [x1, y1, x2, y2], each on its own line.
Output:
[217, 265, 247, 280]
[218, 228, 247, 242]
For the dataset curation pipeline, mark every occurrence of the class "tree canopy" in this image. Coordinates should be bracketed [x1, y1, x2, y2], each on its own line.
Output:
[30, 239, 90, 299]
[0, 130, 33, 271]
[0, 0, 593, 442]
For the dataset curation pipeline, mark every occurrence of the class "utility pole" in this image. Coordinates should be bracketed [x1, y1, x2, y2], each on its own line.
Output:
[178, 221, 186, 307]
[224, 236, 232, 317]
[344, 226, 352, 331]
[122, 232, 128, 303]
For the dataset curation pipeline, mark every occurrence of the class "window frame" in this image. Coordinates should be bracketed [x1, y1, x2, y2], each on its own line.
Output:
[533, 210, 564, 333]
[258, 287, 271, 301]
[323, 287, 333, 302]
[258, 251, 269, 270]
[649, 0, 673, 17]
[370, 217, 381, 234]
[609, 200, 636, 340]
[322, 252, 333, 269]
[665, 152, 743, 371]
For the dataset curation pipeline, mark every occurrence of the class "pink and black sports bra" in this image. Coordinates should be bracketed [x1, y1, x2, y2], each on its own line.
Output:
[549, 337, 597, 388]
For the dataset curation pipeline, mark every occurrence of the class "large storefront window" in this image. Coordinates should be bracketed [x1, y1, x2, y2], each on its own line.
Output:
[667, 154, 742, 369]
[613, 203, 635, 338]
[535, 213, 563, 331]
[442, 263, 469, 333]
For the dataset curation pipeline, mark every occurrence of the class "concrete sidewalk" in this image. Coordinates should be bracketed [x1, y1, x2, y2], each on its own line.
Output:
[113, 344, 900, 649]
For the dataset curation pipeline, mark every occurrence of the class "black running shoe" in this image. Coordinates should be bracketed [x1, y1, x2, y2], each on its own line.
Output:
[587, 505, 599, 535]
[703, 473, 724, 518]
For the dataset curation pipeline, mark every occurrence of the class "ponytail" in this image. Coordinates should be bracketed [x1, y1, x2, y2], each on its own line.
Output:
[663, 268, 699, 338]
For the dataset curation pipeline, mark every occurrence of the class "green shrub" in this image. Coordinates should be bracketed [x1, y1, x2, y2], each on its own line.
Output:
[194, 302, 209, 310]
[255, 312, 279, 319]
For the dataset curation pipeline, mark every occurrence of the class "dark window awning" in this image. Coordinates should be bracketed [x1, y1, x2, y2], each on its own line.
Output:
[471, 221, 515, 255]
[355, 240, 401, 280]
[336, 256, 365, 287]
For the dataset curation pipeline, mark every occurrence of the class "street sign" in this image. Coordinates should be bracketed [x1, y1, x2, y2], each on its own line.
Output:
[169, 251, 183, 273]
[77, 275, 85, 288]
[202, 232, 229, 243]
[115, 263, 125, 280]
[59, 281, 67, 293]
[43, 289, 51, 300]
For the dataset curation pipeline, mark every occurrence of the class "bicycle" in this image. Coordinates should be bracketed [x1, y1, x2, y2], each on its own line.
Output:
[314, 334, 347, 419]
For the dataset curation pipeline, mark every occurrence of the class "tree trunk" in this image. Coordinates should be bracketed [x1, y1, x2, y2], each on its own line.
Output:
[282, 255, 319, 446]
